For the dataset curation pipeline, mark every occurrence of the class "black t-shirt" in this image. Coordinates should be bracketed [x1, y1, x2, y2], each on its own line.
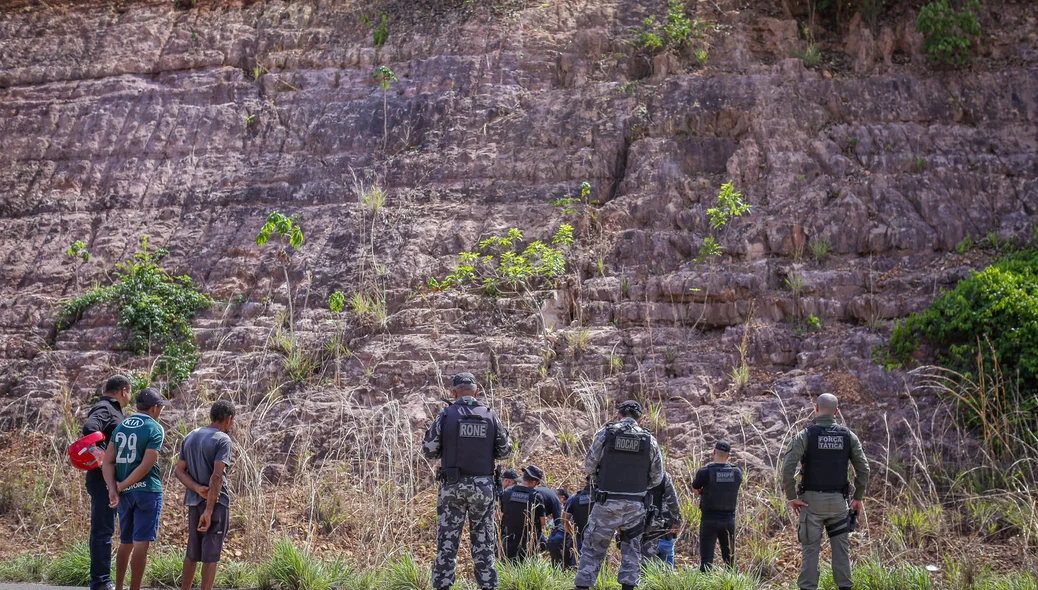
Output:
[81, 397, 124, 483]
[692, 462, 742, 519]
[501, 485, 547, 539]
[564, 485, 593, 534]
[535, 486, 563, 527]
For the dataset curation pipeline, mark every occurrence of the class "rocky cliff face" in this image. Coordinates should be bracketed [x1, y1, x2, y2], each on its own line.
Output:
[1, 0, 1036, 471]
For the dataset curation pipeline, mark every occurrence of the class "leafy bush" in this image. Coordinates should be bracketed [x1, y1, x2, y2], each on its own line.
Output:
[635, 0, 703, 53]
[917, 0, 983, 66]
[707, 181, 751, 230]
[260, 538, 332, 590]
[47, 541, 92, 586]
[888, 249, 1038, 417]
[429, 225, 574, 295]
[0, 554, 47, 583]
[57, 236, 212, 389]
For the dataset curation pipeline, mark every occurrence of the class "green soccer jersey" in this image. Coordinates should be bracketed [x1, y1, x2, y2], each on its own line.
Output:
[111, 413, 165, 493]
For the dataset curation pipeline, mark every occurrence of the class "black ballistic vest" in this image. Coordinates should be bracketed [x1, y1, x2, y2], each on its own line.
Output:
[801, 424, 852, 492]
[700, 463, 740, 513]
[502, 485, 539, 537]
[570, 488, 592, 533]
[441, 401, 496, 476]
[596, 426, 652, 494]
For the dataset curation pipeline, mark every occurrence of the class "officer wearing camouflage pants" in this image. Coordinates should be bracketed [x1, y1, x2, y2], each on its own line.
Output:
[781, 393, 870, 590]
[575, 400, 664, 590]
[423, 373, 513, 590]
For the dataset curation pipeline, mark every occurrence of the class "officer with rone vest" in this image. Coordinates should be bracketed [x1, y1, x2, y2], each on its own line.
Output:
[574, 400, 664, 590]
[781, 393, 870, 590]
[422, 373, 513, 590]
[691, 440, 742, 571]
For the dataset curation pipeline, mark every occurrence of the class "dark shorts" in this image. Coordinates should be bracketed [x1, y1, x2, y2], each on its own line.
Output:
[187, 503, 229, 563]
[118, 491, 163, 544]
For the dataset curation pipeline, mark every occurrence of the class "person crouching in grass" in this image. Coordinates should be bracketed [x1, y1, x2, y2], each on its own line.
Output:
[175, 400, 236, 590]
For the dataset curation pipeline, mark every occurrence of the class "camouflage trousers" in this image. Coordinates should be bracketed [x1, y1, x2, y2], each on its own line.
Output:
[574, 498, 647, 588]
[433, 476, 498, 589]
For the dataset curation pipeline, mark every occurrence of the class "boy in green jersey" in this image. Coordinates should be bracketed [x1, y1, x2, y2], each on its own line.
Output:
[102, 388, 168, 590]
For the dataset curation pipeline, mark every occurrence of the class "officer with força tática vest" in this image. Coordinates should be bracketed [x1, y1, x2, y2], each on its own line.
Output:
[691, 440, 742, 571]
[499, 465, 550, 561]
[574, 400, 664, 590]
[781, 393, 870, 590]
[423, 372, 513, 590]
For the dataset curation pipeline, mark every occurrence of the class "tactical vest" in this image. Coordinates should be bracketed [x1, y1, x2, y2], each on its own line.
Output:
[502, 485, 538, 536]
[440, 400, 496, 476]
[699, 463, 740, 513]
[801, 424, 852, 492]
[596, 425, 652, 494]
[570, 488, 592, 533]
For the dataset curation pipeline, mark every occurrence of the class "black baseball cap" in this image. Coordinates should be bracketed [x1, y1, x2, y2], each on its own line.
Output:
[715, 440, 731, 453]
[502, 469, 519, 480]
[523, 465, 545, 482]
[136, 388, 169, 410]
[618, 399, 643, 417]
[452, 372, 477, 387]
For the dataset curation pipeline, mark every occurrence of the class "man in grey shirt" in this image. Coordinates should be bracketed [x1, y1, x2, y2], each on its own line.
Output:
[174, 401, 235, 590]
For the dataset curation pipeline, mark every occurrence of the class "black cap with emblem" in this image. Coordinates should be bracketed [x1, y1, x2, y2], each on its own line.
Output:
[617, 399, 643, 418]
[452, 372, 477, 387]
[715, 439, 732, 453]
[523, 465, 545, 482]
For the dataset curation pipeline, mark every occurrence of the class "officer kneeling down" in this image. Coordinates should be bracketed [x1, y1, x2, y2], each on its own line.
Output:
[423, 373, 513, 590]
[574, 400, 664, 590]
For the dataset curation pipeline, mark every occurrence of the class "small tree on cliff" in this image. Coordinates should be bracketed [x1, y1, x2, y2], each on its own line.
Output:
[371, 66, 398, 152]
[256, 211, 305, 337]
[65, 240, 91, 291]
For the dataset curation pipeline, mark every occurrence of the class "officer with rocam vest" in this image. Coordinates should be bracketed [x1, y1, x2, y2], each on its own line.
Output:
[781, 393, 870, 590]
[574, 400, 664, 590]
[691, 440, 742, 571]
[423, 372, 513, 590]
[500, 465, 549, 561]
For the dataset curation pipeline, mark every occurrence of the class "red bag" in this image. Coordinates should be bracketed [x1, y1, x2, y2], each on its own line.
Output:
[69, 431, 106, 471]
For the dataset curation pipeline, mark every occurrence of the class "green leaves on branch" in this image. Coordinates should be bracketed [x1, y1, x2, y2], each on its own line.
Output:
[707, 181, 751, 230]
[917, 0, 982, 66]
[371, 66, 398, 91]
[635, 0, 702, 53]
[328, 291, 346, 314]
[56, 236, 212, 389]
[429, 225, 575, 295]
[257, 211, 304, 250]
[65, 241, 90, 263]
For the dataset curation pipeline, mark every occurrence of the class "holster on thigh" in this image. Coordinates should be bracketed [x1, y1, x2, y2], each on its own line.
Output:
[826, 516, 850, 539]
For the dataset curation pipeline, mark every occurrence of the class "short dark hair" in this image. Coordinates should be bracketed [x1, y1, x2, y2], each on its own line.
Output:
[104, 375, 131, 394]
[210, 400, 236, 423]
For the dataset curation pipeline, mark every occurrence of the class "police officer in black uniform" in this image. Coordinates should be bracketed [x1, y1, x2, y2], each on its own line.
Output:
[692, 440, 742, 571]
[423, 372, 513, 590]
[500, 465, 549, 561]
[557, 477, 592, 567]
[82, 375, 131, 590]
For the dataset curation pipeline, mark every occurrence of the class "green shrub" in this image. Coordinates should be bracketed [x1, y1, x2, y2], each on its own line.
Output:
[261, 538, 331, 590]
[0, 554, 48, 583]
[889, 503, 943, 549]
[216, 561, 260, 589]
[635, 1, 704, 53]
[47, 541, 92, 586]
[382, 553, 430, 590]
[888, 249, 1038, 418]
[707, 181, 751, 230]
[795, 43, 823, 67]
[917, 0, 983, 66]
[429, 225, 574, 295]
[498, 556, 569, 590]
[147, 548, 199, 588]
[56, 236, 212, 389]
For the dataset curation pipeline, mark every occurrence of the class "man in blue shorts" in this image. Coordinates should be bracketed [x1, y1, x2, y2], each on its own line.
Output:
[103, 388, 167, 590]
[175, 400, 236, 590]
